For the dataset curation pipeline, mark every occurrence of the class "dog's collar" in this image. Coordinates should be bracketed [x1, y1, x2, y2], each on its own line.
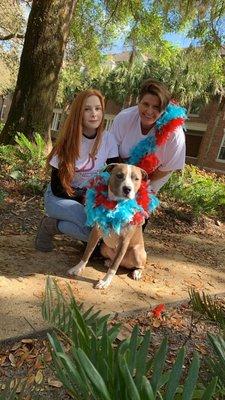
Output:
[128, 101, 187, 175]
[85, 172, 159, 234]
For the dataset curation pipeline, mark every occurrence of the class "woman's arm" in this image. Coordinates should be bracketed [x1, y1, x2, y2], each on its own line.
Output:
[50, 167, 85, 203]
[106, 156, 121, 165]
[149, 169, 172, 181]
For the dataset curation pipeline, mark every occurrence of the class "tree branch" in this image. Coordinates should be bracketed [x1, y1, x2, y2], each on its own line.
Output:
[0, 32, 24, 40]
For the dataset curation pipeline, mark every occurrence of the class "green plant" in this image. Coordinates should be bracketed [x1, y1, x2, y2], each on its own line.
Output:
[0, 143, 16, 164]
[0, 121, 4, 133]
[189, 289, 225, 329]
[0, 188, 7, 204]
[23, 176, 45, 194]
[14, 132, 46, 168]
[207, 333, 225, 395]
[162, 165, 225, 218]
[42, 277, 218, 399]
[0, 134, 47, 194]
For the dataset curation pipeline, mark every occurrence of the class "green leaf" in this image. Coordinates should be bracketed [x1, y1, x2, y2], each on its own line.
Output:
[150, 337, 168, 394]
[76, 348, 111, 400]
[182, 352, 200, 400]
[127, 324, 139, 374]
[165, 347, 186, 400]
[135, 330, 151, 389]
[201, 377, 218, 400]
[141, 376, 155, 400]
[119, 361, 141, 400]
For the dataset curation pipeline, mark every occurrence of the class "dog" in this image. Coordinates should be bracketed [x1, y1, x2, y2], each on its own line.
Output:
[68, 164, 149, 289]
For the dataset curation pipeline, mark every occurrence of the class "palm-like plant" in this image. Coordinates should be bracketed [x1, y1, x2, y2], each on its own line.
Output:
[42, 277, 218, 399]
[189, 288, 225, 329]
[207, 333, 225, 395]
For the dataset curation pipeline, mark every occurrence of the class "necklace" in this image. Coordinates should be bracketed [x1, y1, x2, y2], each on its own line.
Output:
[85, 172, 159, 234]
[128, 101, 187, 175]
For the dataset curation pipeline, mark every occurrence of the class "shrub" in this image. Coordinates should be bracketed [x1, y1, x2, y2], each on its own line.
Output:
[208, 333, 225, 394]
[161, 165, 225, 218]
[0, 132, 47, 194]
[0, 121, 4, 133]
[189, 289, 225, 329]
[0, 143, 16, 164]
[0, 188, 7, 205]
[41, 277, 219, 399]
[14, 132, 46, 169]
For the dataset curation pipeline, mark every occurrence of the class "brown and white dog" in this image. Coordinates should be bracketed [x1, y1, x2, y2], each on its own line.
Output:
[68, 164, 148, 289]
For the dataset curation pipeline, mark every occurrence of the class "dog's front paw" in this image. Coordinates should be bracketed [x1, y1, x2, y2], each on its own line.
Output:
[95, 278, 111, 289]
[131, 269, 142, 280]
[67, 261, 87, 276]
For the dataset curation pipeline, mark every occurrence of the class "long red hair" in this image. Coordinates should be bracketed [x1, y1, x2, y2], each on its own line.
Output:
[47, 89, 105, 196]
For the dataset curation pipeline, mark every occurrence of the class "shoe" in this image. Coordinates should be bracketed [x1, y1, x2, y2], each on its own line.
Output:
[35, 216, 60, 252]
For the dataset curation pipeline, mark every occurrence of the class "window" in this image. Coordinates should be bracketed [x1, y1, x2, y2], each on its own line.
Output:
[51, 109, 62, 131]
[188, 98, 203, 117]
[185, 129, 204, 158]
[104, 114, 115, 130]
[217, 131, 225, 162]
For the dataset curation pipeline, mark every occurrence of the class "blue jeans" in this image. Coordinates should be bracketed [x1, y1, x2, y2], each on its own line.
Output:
[44, 185, 91, 242]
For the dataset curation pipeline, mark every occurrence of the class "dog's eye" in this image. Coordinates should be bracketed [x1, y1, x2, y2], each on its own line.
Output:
[116, 173, 124, 179]
[132, 175, 140, 181]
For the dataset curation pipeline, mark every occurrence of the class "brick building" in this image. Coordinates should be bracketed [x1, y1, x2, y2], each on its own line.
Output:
[185, 97, 225, 174]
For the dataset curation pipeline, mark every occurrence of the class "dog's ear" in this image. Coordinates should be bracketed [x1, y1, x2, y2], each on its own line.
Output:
[140, 168, 148, 181]
[103, 163, 119, 173]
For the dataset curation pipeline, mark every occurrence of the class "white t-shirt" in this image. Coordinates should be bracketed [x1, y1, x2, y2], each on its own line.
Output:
[50, 130, 118, 188]
[109, 106, 186, 192]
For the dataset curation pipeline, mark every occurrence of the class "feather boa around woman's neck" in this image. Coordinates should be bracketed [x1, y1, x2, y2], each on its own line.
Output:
[85, 172, 159, 234]
[128, 101, 187, 175]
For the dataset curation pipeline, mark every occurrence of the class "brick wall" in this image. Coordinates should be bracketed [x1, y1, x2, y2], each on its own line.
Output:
[197, 98, 225, 173]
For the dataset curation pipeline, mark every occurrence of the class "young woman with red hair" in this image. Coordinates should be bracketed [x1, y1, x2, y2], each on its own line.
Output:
[35, 89, 119, 252]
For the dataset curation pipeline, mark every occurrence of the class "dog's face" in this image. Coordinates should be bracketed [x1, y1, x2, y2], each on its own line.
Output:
[106, 164, 148, 200]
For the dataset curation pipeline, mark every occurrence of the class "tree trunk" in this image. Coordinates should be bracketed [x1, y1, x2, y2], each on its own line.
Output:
[122, 47, 136, 109]
[0, 0, 77, 144]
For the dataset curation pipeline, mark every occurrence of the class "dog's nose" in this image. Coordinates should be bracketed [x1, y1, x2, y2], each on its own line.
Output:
[122, 186, 131, 196]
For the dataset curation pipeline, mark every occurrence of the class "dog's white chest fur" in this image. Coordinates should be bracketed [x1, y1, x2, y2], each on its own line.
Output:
[102, 225, 133, 249]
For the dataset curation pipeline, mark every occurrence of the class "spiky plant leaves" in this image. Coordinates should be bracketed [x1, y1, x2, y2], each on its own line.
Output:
[134, 330, 151, 389]
[125, 324, 139, 375]
[43, 278, 219, 400]
[42, 276, 114, 343]
[119, 362, 141, 400]
[76, 348, 112, 400]
[150, 337, 168, 395]
[47, 332, 90, 398]
[165, 347, 186, 400]
[14, 132, 46, 167]
[140, 376, 155, 400]
[201, 377, 218, 400]
[189, 289, 225, 329]
[207, 333, 225, 388]
[182, 352, 200, 400]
